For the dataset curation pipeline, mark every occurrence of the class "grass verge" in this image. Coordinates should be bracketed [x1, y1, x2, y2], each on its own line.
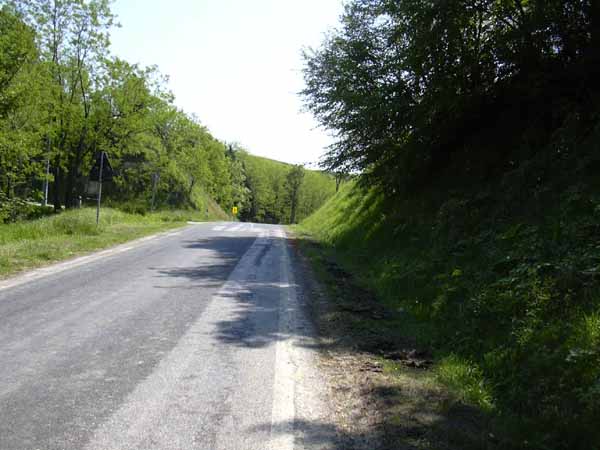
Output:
[0, 207, 213, 278]
[294, 177, 600, 449]
[291, 228, 498, 450]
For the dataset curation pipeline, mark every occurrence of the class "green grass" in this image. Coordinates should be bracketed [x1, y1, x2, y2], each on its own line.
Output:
[293, 218, 497, 450]
[435, 355, 494, 412]
[296, 180, 600, 450]
[0, 207, 217, 278]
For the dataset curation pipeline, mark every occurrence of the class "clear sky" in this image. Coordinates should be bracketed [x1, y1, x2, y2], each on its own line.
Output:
[109, 0, 344, 167]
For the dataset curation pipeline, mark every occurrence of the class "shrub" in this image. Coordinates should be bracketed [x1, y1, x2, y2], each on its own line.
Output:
[0, 192, 53, 223]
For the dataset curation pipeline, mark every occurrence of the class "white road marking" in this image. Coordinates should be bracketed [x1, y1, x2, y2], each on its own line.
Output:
[84, 231, 272, 449]
[270, 227, 296, 450]
[228, 223, 244, 232]
[83, 227, 303, 450]
[212, 222, 267, 234]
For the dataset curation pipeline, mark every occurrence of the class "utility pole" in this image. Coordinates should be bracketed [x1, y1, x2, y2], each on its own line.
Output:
[96, 151, 104, 226]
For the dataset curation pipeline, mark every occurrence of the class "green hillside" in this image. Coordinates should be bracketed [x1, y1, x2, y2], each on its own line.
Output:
[299, 2, 600, 447]
[299, 155, 600, 448]
[236, 152, 336, 224]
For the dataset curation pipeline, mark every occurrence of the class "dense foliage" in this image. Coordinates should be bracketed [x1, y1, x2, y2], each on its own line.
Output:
[0, 0, 242, 215]
[303, 0, 600, 192]
[302, 1, 600, 448]
[302, 162, 600, 448]
[0, 0, 334, 224]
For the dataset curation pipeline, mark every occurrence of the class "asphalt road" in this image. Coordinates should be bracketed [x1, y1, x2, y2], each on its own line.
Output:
[0, 222, 330, 450]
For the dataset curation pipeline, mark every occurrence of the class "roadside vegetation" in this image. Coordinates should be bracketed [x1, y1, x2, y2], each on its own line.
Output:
[0, 0, 251, 216]
[298, 174, 600, 449]
[299, 1, 600, 449]
[237, 152, 336, 224]
[0, 205, 229, 278]
[0, 1, 335, 227]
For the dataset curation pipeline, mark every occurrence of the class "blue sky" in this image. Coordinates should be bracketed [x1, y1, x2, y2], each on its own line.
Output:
[109, 0, 344, 166]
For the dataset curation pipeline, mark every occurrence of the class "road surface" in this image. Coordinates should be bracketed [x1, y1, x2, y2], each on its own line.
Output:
[0, 222, 331, 450]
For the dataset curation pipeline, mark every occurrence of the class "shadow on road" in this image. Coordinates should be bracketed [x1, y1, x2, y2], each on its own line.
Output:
[150, 231, 496, 450]
[150, 235, 254, 289]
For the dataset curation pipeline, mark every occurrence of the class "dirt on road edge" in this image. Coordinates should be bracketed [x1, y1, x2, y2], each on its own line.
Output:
[288, 234, 497, 450]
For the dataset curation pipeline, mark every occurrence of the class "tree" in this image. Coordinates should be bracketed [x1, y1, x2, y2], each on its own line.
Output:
[302, 0, 599, 193]
[10, 0, 115, 209]
[0, 5, 36, 116]
[0, 5, 44, 198]
[226, 146, 250, 215]
[285, 165, 304, 224]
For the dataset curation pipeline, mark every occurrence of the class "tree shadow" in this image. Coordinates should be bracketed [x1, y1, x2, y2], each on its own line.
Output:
[151, 231, 498, 449]
[149, 235, 256, 289]
[210, 289, 282, 348]
[260, 407, 493, 450]
[152, 265, 234, 289]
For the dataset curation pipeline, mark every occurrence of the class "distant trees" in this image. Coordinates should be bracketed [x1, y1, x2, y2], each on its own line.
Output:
[237, 152, 335, 224]
[302, 0, 600, 193]
[0, 0, 335, 224]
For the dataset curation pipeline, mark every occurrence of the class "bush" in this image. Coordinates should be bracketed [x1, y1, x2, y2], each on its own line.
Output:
[0, 192, 53, 223]
[112, 200, 148, 216]
[50, 210, 101, 235]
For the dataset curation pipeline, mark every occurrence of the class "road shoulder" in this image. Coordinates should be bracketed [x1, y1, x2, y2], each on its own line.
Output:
[288, 232, 496, 450]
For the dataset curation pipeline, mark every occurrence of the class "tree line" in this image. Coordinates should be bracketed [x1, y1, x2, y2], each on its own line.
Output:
[0, 0, 335, 224]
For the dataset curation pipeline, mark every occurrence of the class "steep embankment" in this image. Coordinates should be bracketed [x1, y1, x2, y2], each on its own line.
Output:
[299, 162, 600, 449]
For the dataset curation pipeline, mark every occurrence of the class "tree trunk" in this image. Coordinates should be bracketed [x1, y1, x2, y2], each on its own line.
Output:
[64, 159, 76, 209]
[290, 192, 298, 224]
[65, 127, 87, 208]
[52, 155, 62, 212]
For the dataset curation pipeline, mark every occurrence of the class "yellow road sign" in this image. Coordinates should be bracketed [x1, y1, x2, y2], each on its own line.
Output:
[232, 206, 238, 215]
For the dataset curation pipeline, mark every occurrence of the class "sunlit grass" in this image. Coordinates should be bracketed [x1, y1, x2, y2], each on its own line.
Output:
[296, 179, 600, 446]
[435, 354, 494, 412]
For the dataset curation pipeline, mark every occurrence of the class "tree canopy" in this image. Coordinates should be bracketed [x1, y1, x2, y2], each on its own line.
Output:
[303, 0, 600, 193]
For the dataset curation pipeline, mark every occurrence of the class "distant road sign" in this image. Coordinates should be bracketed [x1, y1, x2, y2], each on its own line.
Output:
[89, 152, 113, 182]
[232, 206, 238, 215]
